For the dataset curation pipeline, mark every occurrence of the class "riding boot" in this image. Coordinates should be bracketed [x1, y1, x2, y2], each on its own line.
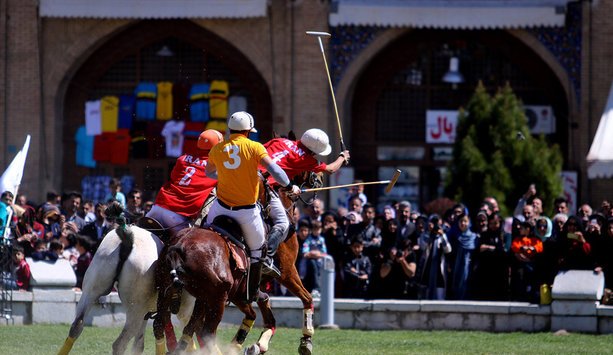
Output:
[262, 226, 283, 278]
[247, 261, 263, 302]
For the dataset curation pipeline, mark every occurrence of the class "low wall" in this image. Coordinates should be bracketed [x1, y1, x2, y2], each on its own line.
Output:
[4, 290, 613, 334]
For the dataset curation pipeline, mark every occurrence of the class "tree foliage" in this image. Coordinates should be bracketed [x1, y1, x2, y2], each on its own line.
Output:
[445, 82, 563, 216]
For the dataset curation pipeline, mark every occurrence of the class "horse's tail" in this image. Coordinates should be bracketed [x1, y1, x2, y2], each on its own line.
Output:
[105, 202, 135, 282]
[166, 244, 186, 289]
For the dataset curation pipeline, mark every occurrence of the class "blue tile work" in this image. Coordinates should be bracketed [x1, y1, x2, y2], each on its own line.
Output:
[329, 26, 384, 86]
[330, 3, 581, 101]
[528, 1, 582, 102]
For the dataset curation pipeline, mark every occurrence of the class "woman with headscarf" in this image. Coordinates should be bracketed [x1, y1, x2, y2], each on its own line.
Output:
[534, 215, 558, 288]
[417, 215, 452, 300]
[451, 213, 477, 300]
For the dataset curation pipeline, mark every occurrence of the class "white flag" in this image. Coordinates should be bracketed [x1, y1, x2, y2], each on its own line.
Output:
[0, 135, 31, 196]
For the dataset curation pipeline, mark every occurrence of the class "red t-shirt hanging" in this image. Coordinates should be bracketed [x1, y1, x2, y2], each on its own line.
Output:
[154, 154, 217, 218]
[262, 138, 327, 186]
[93, 133, 114, 162]
[110, 129, 131, 165]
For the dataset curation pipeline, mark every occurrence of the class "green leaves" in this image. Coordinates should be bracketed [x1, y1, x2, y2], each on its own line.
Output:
[445, 83, 563, 215]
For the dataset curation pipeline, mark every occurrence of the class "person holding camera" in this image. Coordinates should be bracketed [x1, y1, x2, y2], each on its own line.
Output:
[556, 216, 594, 272]
[376, 237, 418, 299]
[416, 215, 452, 300]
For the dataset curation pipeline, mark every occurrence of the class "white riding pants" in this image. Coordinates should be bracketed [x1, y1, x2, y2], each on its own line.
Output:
[267, 193, 290, 236]
[206, 200, 265, 262]
[146, 205, 191, 235]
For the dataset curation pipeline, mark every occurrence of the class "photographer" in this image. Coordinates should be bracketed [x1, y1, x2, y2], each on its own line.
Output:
[556, 216, 594, 271]
[416, 215, 452, 300]
[377, 237, 417, 299]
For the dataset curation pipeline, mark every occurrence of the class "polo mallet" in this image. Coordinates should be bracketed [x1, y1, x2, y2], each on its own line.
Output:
[301, 169, 402, 194]
[306, 31, 347, 153]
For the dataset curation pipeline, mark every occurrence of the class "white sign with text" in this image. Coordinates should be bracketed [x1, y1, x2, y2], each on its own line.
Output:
[426, 110, 458, 143]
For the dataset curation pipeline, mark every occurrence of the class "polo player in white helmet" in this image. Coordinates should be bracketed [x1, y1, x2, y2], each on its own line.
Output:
[260, 128, 349, 276]
[206, 111, 301, 301]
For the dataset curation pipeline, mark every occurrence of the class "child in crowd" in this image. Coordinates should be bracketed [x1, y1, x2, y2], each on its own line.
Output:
[106, 178, 126, 208]
[342, 236, 372, 298]
[31, 240, 59, 262]
[300, 220, 328, 297]
[73, 235, 94, 290]
[49, 240, 64, 260]
[510, 221, 543, 302]
[296, 219, 311, 282]
[3, 246, 31, 291]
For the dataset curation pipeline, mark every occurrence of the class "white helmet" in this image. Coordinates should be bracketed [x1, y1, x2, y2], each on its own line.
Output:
[300, 128, 332, 156]
[228, 111, 257, 133]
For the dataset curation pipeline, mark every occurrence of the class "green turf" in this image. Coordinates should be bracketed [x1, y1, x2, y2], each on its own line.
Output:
[1, 324, 612, 354]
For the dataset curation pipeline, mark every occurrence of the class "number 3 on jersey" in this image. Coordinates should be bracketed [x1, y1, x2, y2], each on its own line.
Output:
[223, 145, 241, 169]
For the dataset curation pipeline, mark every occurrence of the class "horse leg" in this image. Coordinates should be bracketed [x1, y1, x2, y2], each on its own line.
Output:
[58, 264, 116, 355]
[153, 289, 173, 355]
[131, 317, 148, 355]
[176, 299, 205, 353]
[176, 292, 198, 349]
[254, 294, 277, 354]
[280, 263, 314, 355]
[199, 299, 225, 355]
[230, 302, 257, 351]
[112, 305, 147, 355]
[57, 293, 92, 355]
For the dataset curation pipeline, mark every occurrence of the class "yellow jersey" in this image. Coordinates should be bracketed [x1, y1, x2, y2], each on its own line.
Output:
[209, 134, 268, 206]
[101, 96, 119, 132]
[156, 82, 173, 120]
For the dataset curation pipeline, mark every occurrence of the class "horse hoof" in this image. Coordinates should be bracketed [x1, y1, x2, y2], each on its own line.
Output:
[298, 337, 313, 355]
[244, 344, 261, 355]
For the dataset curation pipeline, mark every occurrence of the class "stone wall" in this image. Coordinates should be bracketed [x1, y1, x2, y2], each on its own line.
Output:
[4, 291, 613, 334]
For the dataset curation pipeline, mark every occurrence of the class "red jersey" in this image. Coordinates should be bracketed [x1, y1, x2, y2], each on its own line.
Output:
[262, 138, 327, 185]
[154, 154, 217, 218]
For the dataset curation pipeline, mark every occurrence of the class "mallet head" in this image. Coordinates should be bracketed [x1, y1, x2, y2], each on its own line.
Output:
[306, 31, 331, 37]
[384, 169, 402, 194]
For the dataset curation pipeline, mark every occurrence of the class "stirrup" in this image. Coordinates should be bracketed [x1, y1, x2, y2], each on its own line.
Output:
[261, 256, 281, 278]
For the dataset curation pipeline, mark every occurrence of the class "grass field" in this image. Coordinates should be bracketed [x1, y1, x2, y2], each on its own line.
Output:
[1, 324, 612, 354]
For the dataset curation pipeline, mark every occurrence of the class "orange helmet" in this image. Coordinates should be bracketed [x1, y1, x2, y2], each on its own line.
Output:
[197, 129, 223, 150]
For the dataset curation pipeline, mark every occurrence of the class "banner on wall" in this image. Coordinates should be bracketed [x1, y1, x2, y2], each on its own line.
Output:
[426, 110, 458, 144]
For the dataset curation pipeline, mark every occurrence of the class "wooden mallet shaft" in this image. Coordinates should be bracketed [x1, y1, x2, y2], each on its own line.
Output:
[306, 30, 346, 151]
[301, 169, 402, 193]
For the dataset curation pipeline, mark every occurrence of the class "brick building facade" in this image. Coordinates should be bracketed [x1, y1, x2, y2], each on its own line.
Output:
[0, 0, 611, 212]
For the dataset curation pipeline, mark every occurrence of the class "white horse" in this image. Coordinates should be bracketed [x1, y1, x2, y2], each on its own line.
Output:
[58, 224, 169, 355]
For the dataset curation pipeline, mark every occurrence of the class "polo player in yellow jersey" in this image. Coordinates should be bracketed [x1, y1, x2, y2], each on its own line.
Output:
[205, 111, 301, 302]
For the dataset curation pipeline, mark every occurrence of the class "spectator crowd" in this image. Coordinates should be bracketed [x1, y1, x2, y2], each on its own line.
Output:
[284, 184, 613, 304]
[2, 181, 612, 307]
[0, 184, 153, 291]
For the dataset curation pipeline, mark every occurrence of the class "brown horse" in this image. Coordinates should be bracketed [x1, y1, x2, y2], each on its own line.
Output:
[153, 225, 269, 354]
[154, 172, 320, 354]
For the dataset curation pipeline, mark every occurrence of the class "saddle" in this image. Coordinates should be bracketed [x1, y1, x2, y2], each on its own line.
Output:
[202, 217, 252, 301]
[137, 216, 170, 243]
[204, 216, 249, 273]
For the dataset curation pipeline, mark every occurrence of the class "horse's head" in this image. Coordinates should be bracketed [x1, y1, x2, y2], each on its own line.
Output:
[279, 171, 323, 209]
[294, 171, 323, 191]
